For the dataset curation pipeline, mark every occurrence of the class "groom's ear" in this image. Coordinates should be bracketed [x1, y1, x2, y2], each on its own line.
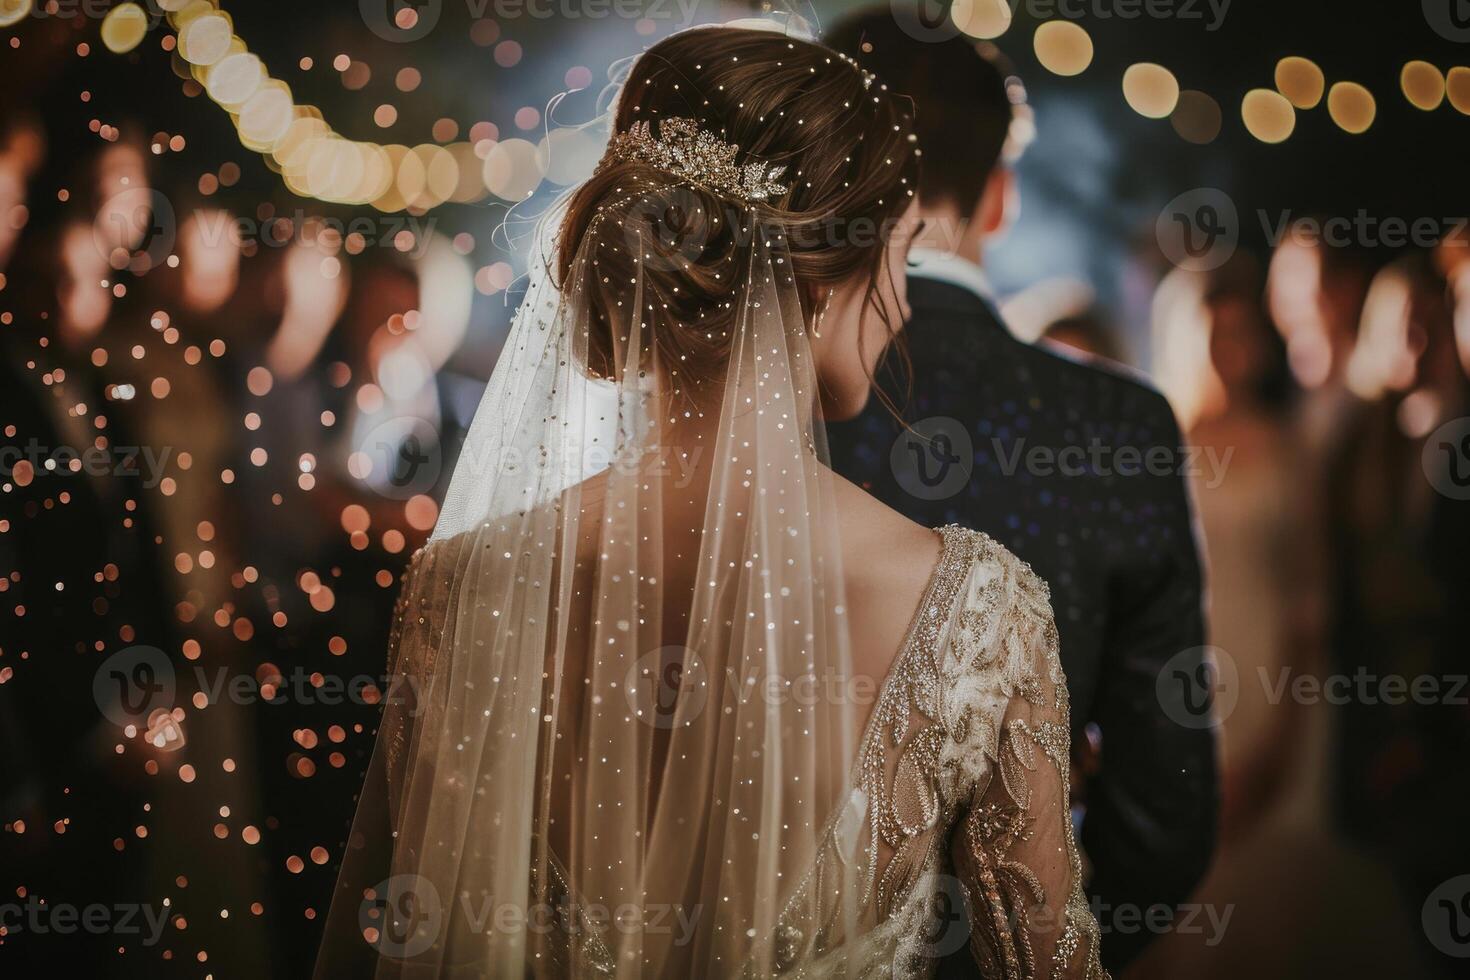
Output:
[976, 166, 1017, 240]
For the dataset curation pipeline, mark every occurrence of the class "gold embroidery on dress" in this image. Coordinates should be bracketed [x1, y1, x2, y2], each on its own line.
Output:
[760, 525, 1107, 979]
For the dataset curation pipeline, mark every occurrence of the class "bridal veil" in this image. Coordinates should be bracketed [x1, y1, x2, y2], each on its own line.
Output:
[316, 19, 922, 979]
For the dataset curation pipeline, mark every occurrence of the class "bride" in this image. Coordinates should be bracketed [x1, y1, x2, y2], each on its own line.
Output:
[317, 23, 1106, 980]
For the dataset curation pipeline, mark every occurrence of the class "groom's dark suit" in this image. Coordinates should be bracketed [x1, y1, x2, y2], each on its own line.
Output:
[827, 274, 1217, 972]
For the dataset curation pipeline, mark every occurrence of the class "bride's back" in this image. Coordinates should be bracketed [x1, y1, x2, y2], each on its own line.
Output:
[320, 25, 932, 980]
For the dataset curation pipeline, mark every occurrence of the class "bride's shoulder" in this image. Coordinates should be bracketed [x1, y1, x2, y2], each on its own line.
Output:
[824, 468, 942, 587]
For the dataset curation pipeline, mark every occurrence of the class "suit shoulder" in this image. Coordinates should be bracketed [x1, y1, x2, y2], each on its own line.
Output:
[975, 323, 1183, 436]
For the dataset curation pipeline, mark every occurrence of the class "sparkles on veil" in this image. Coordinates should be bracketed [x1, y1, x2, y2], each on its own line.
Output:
[314, 16, 927, 979]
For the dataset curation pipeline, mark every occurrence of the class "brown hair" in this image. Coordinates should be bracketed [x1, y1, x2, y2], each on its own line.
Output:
[557, 27, 919, 397]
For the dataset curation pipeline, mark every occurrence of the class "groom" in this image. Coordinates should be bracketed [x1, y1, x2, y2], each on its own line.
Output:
[825, 12, 1218, 973]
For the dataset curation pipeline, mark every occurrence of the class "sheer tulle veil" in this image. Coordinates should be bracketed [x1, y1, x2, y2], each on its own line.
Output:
[316, 15, 919, 978]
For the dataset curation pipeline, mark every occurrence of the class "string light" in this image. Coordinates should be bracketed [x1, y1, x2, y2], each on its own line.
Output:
[1033, 21, 1093, 77]
[953, 0, 1012, 40]
[1401, 61, 1446, 111]
[1122, 63, 1180, 119]
[1241, 88, 1296, 144]
[1327, 81, 1376, 134]
[1447, 67, 1470, 115]
[100, 2, 150, 54]
[134, 1, 556, 210]
[1274, 56, 1325, 110]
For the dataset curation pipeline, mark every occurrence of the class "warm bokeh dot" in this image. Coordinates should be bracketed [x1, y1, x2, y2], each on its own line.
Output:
[1241, 88, 1296, 143]
[1327, 81, 1376, 134]
[1033, 21, 1093, 77]
[1274, 56, 1324, 109]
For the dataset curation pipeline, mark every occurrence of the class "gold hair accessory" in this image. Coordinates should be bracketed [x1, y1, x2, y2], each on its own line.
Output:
[601, 117, 789, 203]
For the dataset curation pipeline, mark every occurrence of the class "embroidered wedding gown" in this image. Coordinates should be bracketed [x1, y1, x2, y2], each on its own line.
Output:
[315, 24, 1106, 980]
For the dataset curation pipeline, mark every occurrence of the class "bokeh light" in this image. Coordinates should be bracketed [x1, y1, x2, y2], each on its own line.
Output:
[1241, 88, 1296, 143]
[1170, 90, 1222, 144]
[1033, 21, 1093, 77]
[953, 0, 1012, 40]
[1274, 56, 1325, 109]
[1122, 63, 1180, 119]
[1446, 66, 1470, 115]
[1401, 61, 1446, 111]
[1327, 81, 1376, 133]
[100, 2, 150, 55]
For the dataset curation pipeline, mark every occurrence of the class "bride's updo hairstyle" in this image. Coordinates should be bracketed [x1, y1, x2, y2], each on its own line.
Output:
[558, 27, 919, 391]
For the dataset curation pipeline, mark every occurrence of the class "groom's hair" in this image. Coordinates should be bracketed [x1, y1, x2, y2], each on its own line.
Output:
[825, 8, 1022, 218]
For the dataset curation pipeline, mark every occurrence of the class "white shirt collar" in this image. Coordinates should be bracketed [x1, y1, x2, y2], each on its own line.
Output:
[906, 247, 993, 302]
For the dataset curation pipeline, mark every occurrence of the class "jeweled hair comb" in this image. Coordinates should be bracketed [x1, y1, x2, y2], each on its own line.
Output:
[599, 116, 790, 204]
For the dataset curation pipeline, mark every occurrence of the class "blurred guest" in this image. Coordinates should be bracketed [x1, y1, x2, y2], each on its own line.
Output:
[1152, 257, 1318, 837]
[1432, 223, 1470, 377]
[0, 119, 183, 976]
[1328, 255, 1470, 904]
[1266, 218, 1370, 456]
[823, 12, 1216, 973]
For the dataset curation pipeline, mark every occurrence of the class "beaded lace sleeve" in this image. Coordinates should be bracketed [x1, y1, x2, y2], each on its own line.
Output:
[938, 535, 1108, 979]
